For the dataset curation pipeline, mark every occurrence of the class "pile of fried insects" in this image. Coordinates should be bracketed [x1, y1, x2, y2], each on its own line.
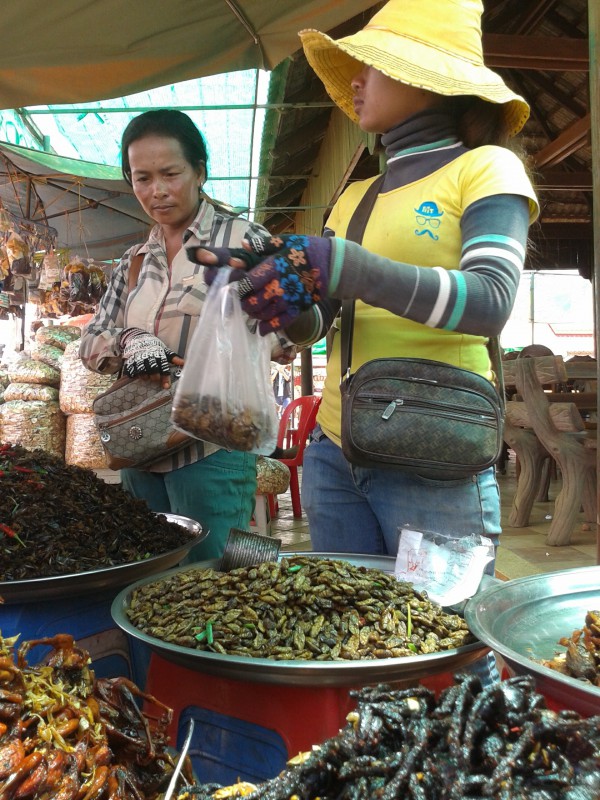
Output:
[127, 556, 474, 660]
[181, 673, 600, 800]
[0, 632, 193, 799]
[0, 443, 195, 580]
[542, 610, 600, 687]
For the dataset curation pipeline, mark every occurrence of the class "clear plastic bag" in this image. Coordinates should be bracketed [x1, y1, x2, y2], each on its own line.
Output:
[172, 270, 279, 454]
[394, 527, 495, 607]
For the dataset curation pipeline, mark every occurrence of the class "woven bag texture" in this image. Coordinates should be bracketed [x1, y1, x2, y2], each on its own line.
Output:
[341, 358, 503, 479]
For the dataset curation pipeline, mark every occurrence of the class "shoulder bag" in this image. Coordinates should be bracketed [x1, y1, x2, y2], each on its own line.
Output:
[338, 176, 505, 479]
[92, 253, 194, 470]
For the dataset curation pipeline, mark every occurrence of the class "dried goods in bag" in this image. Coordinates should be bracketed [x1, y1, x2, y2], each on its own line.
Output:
[171, 271, 278, 454]
[35, 324, 81, 350]
[5, 231, 31, 275]
[0, 400, 66, 458]
[8, 359, 60, 387]
[38, 249, 61, 290]
[31, 342, 64, 371]
[59, 339, 115, 414]
[3, 383, 59, 403]
[0, 246, 9, 279]
[65, 412, 108, 469]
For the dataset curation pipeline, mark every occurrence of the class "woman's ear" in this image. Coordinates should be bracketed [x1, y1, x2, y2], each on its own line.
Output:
[197, 161, 206, 188]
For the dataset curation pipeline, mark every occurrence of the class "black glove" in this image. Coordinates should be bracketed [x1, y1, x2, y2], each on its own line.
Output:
[186, 231, 290, 286]
[120, 327, 180, 378]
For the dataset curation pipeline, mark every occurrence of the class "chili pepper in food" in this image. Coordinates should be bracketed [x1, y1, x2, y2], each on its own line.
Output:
[0, 523, 24, 547]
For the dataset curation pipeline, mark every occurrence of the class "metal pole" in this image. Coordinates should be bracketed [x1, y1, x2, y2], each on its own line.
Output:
[300, 347, 313, 396]
[589, 0, 600, 564]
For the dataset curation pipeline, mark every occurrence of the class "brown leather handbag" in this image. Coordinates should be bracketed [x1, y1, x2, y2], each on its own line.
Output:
[92, 253, 193, 470]
[92, 368, 192, 470]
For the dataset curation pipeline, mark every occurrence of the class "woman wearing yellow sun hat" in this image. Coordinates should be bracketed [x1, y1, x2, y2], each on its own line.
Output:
[189, 0, 538, 620]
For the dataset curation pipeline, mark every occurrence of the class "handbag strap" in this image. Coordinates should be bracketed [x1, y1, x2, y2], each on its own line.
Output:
[118, 250, 145, 379]
[338, 178, 504, 399]
[340, 174, 385, 380]
[127, 251, 144, 292]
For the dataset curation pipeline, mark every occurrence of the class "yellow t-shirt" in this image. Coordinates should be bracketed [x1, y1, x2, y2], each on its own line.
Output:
[319, 145, 539, 444]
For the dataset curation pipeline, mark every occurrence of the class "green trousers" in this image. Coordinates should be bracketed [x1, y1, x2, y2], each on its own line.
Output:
[121, 448, 257, 563]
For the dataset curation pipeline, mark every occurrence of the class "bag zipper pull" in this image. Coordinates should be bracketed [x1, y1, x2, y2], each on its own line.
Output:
[382, 399, 403, 420]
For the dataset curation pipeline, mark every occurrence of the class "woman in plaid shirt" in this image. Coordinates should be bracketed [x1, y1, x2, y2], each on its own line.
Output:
[80, 109, 279, 562]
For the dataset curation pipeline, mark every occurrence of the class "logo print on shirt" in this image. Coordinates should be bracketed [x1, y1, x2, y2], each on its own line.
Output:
[414, 201, 443, 240]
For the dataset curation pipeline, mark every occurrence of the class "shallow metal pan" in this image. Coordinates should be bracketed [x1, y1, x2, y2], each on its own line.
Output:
[111, 552, 489, 687]
[464, 565, 600, 716]
[0, 514, 204, 604]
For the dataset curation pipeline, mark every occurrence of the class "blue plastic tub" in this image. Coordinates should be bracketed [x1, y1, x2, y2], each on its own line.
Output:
[0, 589, 151, 683]
[178, 706, 288, 785]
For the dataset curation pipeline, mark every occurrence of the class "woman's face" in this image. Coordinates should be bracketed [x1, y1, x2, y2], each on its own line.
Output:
[351, 67, 442, 133]
[128, 135, 204, 232]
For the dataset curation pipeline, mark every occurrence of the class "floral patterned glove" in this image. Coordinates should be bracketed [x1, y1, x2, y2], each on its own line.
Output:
[188, 234, 331, 334]
[119, 327, 181, 378]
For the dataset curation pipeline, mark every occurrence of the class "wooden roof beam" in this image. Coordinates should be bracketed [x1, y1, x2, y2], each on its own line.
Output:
[532, 113, 591, 167]
[269, 116, 328, 160]
[483, 34, 588, 70]
[536, 170, 592, 191]
[536, 222, 592, 239]
[511, 0, 560, 35]
[524, 72, 588, 118]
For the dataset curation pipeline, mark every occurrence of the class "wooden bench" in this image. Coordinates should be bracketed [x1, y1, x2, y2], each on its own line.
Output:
[503, 355, 596, 546]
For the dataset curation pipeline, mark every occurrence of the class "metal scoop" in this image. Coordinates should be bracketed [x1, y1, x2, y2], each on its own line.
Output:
[219, 527, 281, 572]
[163, 718, 195, 800]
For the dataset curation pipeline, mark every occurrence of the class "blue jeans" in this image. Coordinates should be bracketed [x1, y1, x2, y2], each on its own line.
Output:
[302, 427, 501, 685]
[302, 426, 501, 559]
[121, 448, 257, 563]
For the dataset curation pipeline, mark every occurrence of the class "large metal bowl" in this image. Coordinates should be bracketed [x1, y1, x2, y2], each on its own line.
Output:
[0, 513, 204, 604]
[464, 565, 600, 716]
[112, 552, 489, 687]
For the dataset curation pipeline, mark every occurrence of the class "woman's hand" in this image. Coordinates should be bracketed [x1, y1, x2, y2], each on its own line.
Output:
[187, 230, 287, 283]
[120, 327, 184, 388]
[187, 234, 332, 334]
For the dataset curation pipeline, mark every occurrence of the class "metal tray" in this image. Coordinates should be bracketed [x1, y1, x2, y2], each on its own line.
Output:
[112, 552, 489, 687]
[464, 565, 600, 717]
[0, 514, 204, 604]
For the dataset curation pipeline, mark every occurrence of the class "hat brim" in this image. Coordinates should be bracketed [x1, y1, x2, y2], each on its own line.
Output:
[300, 28, 530, 137]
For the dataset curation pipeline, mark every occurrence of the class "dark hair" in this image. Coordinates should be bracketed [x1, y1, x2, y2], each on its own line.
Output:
[121, 109, 209, 185]
[449, 95, 535, 184]
[448, 96, 512, 149]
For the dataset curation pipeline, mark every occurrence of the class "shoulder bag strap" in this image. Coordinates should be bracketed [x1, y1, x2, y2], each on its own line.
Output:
[340, 174, 385, 380]
[118, 250, 145, 378]
[487, 335, 505, 410]
[127, 252, 144, 293]
[338, 177, 503, 394]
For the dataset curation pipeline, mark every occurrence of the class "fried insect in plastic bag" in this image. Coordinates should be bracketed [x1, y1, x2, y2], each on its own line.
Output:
[172, 269, 278, 454]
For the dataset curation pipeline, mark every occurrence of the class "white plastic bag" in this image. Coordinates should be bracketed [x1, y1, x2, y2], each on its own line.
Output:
[172, 270, 279, 454]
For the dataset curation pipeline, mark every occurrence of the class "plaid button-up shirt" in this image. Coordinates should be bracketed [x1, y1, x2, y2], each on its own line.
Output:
[79, 199, 270, 472]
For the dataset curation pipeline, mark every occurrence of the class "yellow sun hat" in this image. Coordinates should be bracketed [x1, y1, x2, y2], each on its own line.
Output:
[299, 0, 530, 137]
